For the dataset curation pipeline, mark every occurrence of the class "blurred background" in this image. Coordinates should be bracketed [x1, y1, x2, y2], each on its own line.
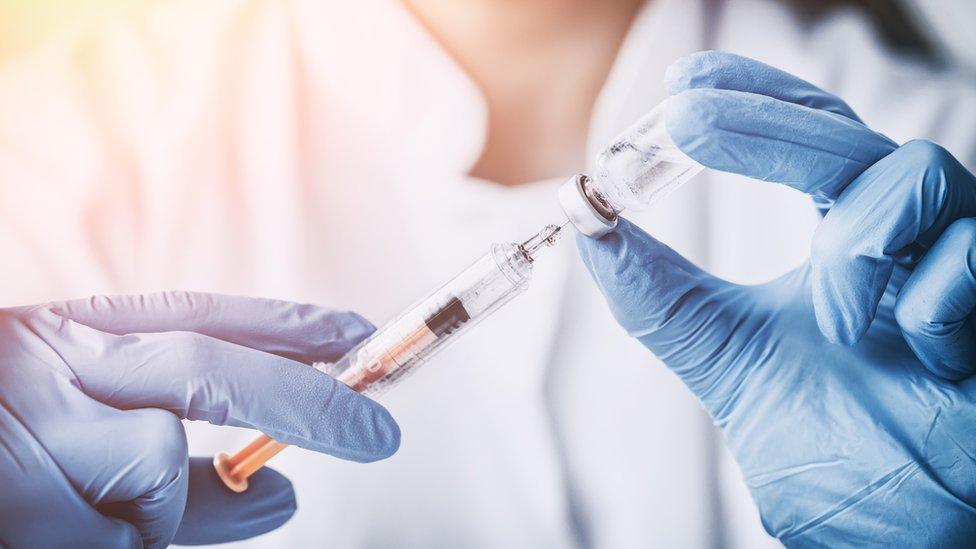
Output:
[0, 0, 150, 57]
[1, 0, 974, 69]
[1, 1, 974, 548]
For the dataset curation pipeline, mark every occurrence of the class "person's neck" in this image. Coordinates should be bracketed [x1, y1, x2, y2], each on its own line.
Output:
[404, 0, 644, 186]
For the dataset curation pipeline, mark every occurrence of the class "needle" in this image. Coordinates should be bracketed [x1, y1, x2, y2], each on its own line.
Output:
[520, 222, 566, 258]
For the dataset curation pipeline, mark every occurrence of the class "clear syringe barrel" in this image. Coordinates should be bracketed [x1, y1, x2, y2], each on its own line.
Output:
[213, 226, 561, 492]
[315, 241, 533, 396]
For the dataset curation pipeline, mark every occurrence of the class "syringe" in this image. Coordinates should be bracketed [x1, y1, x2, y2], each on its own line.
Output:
[214, 223, 564, 492]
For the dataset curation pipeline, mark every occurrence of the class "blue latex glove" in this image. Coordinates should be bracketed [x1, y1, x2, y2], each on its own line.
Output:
[0, 292, 400, 548]
[578, 52, 976, 546]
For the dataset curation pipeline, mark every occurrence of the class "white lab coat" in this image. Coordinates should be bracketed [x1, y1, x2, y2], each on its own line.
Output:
[2, 0, 975, 547]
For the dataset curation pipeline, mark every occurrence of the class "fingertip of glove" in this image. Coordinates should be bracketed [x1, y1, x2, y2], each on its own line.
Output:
[335, 310, 376, 343]
[811, 263, 884, 347]
[318, 380, 401, 462]
[665, 51, 725, 94]
[663, 89, 725, 163]
[295, 307, 376, 361]
[575, 219, 647, 274]
[281, 373, 400, 461]
[665, 53, 700, 95]
[358, 402, 401, 462]
[813, 301, 867, 347]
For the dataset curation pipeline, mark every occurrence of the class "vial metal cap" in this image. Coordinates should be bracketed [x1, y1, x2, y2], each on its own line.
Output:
[558, 174, 617, 238]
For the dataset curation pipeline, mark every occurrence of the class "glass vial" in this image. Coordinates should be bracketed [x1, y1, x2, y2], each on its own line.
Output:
[559, 97, 703, 238]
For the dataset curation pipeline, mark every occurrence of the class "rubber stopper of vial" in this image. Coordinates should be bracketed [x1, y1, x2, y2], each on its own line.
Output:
[558, 174, 617, 238]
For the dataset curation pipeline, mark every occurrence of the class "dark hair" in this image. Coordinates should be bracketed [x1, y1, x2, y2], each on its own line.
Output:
[783, 0, 941, 63]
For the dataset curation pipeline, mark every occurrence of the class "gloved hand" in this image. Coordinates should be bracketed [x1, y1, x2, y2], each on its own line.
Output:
[578, 51, 976, 546]
[0, 292, 400, 548]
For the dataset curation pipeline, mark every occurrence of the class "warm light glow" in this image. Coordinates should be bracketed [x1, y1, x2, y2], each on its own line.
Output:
[0, 0, 157, 58]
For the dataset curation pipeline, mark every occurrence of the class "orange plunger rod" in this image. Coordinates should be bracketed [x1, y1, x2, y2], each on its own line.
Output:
[213, 436, 288, 492]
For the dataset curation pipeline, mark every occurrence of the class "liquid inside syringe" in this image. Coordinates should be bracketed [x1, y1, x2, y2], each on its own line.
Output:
[322, 295, 471, 393]
[214, 222, 564, 492]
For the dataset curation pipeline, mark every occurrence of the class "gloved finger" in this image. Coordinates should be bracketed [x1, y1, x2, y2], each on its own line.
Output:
[665, 51, 862, 121]
[894, 218, 976, 379]
[576, 218, 758, 408]
[6, 331, 189, 548]
[33, 309, 400, 461]
[0, 406, 141, 548]
[174, 457, 296, 545]
[52, 291, 374, 364]
[811, 140, 976, 344]
[665, 87, 897, 200]
[52, 405, 189, 549]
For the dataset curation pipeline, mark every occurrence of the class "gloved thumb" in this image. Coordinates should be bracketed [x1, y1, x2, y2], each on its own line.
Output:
[577, 218, 760, 407]
[173, 458, 296, 545]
